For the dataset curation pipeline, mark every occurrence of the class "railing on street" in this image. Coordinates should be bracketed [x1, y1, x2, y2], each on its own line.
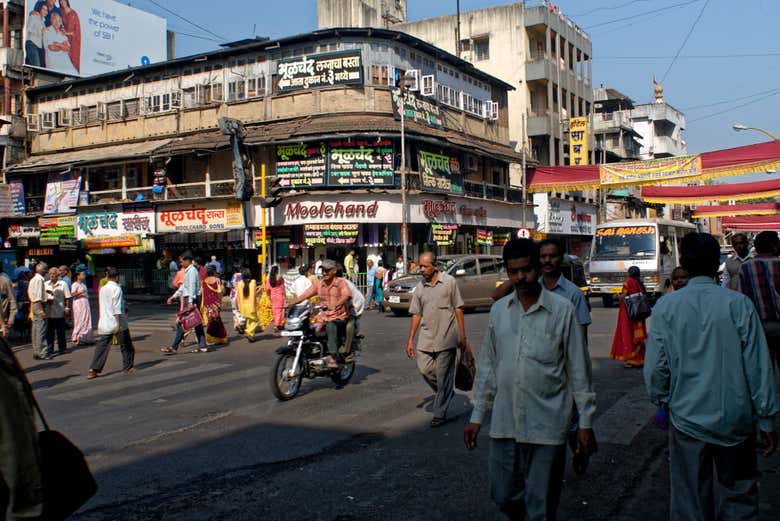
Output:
[117, 268, 145, 291]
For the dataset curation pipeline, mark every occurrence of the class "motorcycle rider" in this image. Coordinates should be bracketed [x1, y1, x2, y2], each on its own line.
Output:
[289, 259, 351, 368]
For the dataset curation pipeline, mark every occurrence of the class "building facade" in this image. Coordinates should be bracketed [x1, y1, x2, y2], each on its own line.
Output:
[3, 27, 522, 290]
[0, 0, 28, 179]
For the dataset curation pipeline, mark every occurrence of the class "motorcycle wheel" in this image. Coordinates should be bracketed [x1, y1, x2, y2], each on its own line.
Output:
[331, 360, 356, 386]
[270, 354, 303, 401]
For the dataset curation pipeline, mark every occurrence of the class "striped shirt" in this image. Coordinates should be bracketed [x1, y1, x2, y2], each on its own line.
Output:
[738, 255, 780, 321]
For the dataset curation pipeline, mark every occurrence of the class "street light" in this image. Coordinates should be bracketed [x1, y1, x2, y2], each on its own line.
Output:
[397, 73, 416, 270]
[732, 123, 779, 141]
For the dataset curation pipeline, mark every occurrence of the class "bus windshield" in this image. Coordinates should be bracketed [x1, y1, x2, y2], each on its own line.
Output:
[593, 225, 657, 260]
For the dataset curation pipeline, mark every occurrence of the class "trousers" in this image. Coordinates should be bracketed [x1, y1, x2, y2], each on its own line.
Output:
[416, 348, 456, 419]
[90, 329, 135, 373]
[171, 321, 206, 350]
[325, 319, 346, 356]
[46, 317, 67, 353]
[489, 438, 566, 521]
[32, 316, 48, 357]
[669, 425, 759, 521]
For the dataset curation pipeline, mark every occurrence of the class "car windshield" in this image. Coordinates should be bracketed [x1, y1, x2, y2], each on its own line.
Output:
[593, 226, 657, 261]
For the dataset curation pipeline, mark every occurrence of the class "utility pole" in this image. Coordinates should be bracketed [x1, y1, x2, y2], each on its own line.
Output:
[400, 87, 408, 270]
[456, 0, 461, 57]
[521, 112, 527, 228]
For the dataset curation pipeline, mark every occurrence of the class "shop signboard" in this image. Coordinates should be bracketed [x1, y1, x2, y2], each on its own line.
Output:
[568, 117, 589, 166]
[418, 150, 464, 194]
[327, 139, 395, 187]
[76, 208, 155, 239]
[476, 229, 493, 246]
[391, 89, 443, 129]
[546, 199, 596, 235]
[43, 172, 82, 215]
[9, 224, 41, 238]
[38, 216, 76, 246]
[493, 231, 510, 246]
[84, 235, 141, 249]
[275, 143, 327, 187]
[303, 223, 359, 246]
[156, 201, 245, 233]
[276, 50, 362, 93]
[430, 223, 457, 247]
[10, 181, 26, 216]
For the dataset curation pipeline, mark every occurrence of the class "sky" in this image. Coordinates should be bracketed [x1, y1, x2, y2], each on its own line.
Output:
[119, 0, 780, 156]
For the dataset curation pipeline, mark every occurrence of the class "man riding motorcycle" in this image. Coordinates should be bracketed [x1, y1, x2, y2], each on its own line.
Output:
[289, 259, 351, 369]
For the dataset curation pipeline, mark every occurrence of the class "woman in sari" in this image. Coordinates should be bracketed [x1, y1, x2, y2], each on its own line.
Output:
[266, 265, 286, 331]
[201, 265, 227, 345]
[610, 265, 648, 368]
[229, 265, 245, 333]
[70, 267, 93, 345]
[236, 268, 259, 339]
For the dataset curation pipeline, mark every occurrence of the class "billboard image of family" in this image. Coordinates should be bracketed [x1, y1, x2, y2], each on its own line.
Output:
[24, 0, 167, 77]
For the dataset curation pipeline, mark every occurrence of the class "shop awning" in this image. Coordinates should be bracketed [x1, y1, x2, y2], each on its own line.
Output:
[641, 177, 780, 204]
[721, 215, 780, 231]
[242, 113, 524, 162]
[692, 203, 780, 219]
[527, 140, 780, 192]
[6, 139, 172, 174]
[152, 132, 229, 157]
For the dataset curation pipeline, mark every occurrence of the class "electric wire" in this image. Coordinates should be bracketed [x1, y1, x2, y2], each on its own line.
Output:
[660, 0, 711, 83]
[688, 90, 780, 123]
[584, 0, 703, 29]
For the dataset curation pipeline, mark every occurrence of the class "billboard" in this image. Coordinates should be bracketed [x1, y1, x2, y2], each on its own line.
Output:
[24, 0, 167, 77]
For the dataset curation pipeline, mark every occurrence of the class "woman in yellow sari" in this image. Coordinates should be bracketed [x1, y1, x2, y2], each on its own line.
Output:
[236, 268, 273, 339]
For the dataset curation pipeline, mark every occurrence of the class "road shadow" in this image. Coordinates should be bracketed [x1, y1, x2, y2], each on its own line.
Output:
[32, 373, 82, 390]
[25, 360, 69, 373]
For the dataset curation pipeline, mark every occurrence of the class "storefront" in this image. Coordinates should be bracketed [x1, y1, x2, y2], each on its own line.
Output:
[533, 195, 598, 259]
[252, 192, 524, 271]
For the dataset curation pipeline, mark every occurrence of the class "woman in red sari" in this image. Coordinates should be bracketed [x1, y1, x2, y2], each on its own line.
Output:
[610, 266, 648, 367]
[201, 265, 227, 345]
[60, 0, 81, 73]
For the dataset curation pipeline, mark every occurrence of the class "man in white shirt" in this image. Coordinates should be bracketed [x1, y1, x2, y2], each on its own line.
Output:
[292, 265, 313, 307]
[721, 233, 752, 290]
[315, 255, 325, 277]
[29, 262, 49, 360]
[88, 267, 135, 378]
[44, 267, 71, 356]
[464, 239, 597, 520]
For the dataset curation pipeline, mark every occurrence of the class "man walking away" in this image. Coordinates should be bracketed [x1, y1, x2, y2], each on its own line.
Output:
[738, 230, 780, 370]
[721, 233, 752, 290]
[88, 267, 135, 379]
[406, 252, 467, 428]
[645, 232, 778, 521]
[29, 262, 49, 360]
[344, 249, 356, 280]
[464, 239, 597, 521]
[162, 251, 208, 354]
[366, 259, 376, 309]
[44, 266, 71, 356]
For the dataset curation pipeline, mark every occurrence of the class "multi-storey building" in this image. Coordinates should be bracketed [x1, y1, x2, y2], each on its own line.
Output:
[4, 27, 522, 290]
[0, 0, 28, 177]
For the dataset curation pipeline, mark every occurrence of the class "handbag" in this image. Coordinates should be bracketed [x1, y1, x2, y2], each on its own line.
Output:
[624, 292, 652, 321]
[455, 346, 477, 392]
[31, 393, 98, 520]
[177, 306, 203, 331]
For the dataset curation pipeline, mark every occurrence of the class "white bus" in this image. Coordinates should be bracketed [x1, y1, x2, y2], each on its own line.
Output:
[588, 218, 696, 307]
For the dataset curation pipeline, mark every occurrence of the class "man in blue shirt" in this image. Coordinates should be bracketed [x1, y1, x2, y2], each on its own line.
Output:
[645, 232, 778, 521]
[162, 251, 208, 354]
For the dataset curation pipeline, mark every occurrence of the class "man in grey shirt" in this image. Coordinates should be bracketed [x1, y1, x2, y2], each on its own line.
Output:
[405, 252, 467, 428]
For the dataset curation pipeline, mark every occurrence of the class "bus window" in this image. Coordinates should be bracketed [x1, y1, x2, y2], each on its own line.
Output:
[593, 226, 657, 260]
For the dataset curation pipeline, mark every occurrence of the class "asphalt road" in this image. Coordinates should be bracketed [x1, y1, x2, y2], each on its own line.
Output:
[17, 299, 780, 521]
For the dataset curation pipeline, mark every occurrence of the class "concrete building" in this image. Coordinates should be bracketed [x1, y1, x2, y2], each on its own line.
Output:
[318, 1, 594, 183]
[318, 0, 407, 29]
[4, 27, 522, 290]
[0, 0, 28, 181]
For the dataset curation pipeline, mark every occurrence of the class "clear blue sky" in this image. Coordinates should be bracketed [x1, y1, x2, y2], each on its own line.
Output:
[122, 0, 779, 155]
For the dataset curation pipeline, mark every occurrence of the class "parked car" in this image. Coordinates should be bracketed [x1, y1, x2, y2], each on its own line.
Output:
[383, 254, 507, 316]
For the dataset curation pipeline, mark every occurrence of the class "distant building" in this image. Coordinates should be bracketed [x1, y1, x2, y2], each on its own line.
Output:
[0, 0, 28, 183]
[319, 1, 594, 183]
[318, 0, 407, 29]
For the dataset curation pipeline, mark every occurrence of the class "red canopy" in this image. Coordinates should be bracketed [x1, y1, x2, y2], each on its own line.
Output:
[641, 178, 780, 204]
[692, 203, 780, 218]
[527, 140, 780, 192]
[721, 215, 780, 231]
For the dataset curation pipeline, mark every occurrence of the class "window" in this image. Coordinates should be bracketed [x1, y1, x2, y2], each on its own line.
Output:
[228, 79, 245, 101]
[474, 37, 490, 61]
[479, 258, 499, 274]
[124, 98, 140, 117]
[247, 76, 266, 98]
[144, 94, 161, 113]
[107, 101, 122, 121]
[459, 39, 471, 52]
[458, 260, 478, 276]
[210, 83, 224, 103]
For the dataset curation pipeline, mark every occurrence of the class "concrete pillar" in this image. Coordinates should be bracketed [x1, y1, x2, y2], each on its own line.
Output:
[555, 34, 564, 165]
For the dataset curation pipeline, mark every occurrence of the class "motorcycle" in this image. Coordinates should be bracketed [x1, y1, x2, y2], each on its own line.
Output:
[270, 304, 362, 401]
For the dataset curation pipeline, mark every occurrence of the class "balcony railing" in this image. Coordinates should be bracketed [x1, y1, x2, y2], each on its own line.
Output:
[88, 179, 235, 205]
[462, 181, 515, 202]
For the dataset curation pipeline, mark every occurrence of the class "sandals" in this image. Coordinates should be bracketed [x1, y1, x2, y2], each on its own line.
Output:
[160, 347, 177, 354]
[87, 369, 99, 380]
[189, 347, 210, 353]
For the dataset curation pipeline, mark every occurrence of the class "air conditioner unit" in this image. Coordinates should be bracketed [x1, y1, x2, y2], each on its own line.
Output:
[57, 108, 72, 126]
[25, 113, 39, 132]
[405, 69, 420, 91]
[421, 75, 435, 97]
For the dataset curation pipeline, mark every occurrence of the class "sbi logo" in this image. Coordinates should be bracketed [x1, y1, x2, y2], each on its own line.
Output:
[140, 56, 151, 66]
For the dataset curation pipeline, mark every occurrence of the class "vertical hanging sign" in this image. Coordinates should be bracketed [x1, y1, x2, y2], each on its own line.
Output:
[569, 117, 589, 166]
